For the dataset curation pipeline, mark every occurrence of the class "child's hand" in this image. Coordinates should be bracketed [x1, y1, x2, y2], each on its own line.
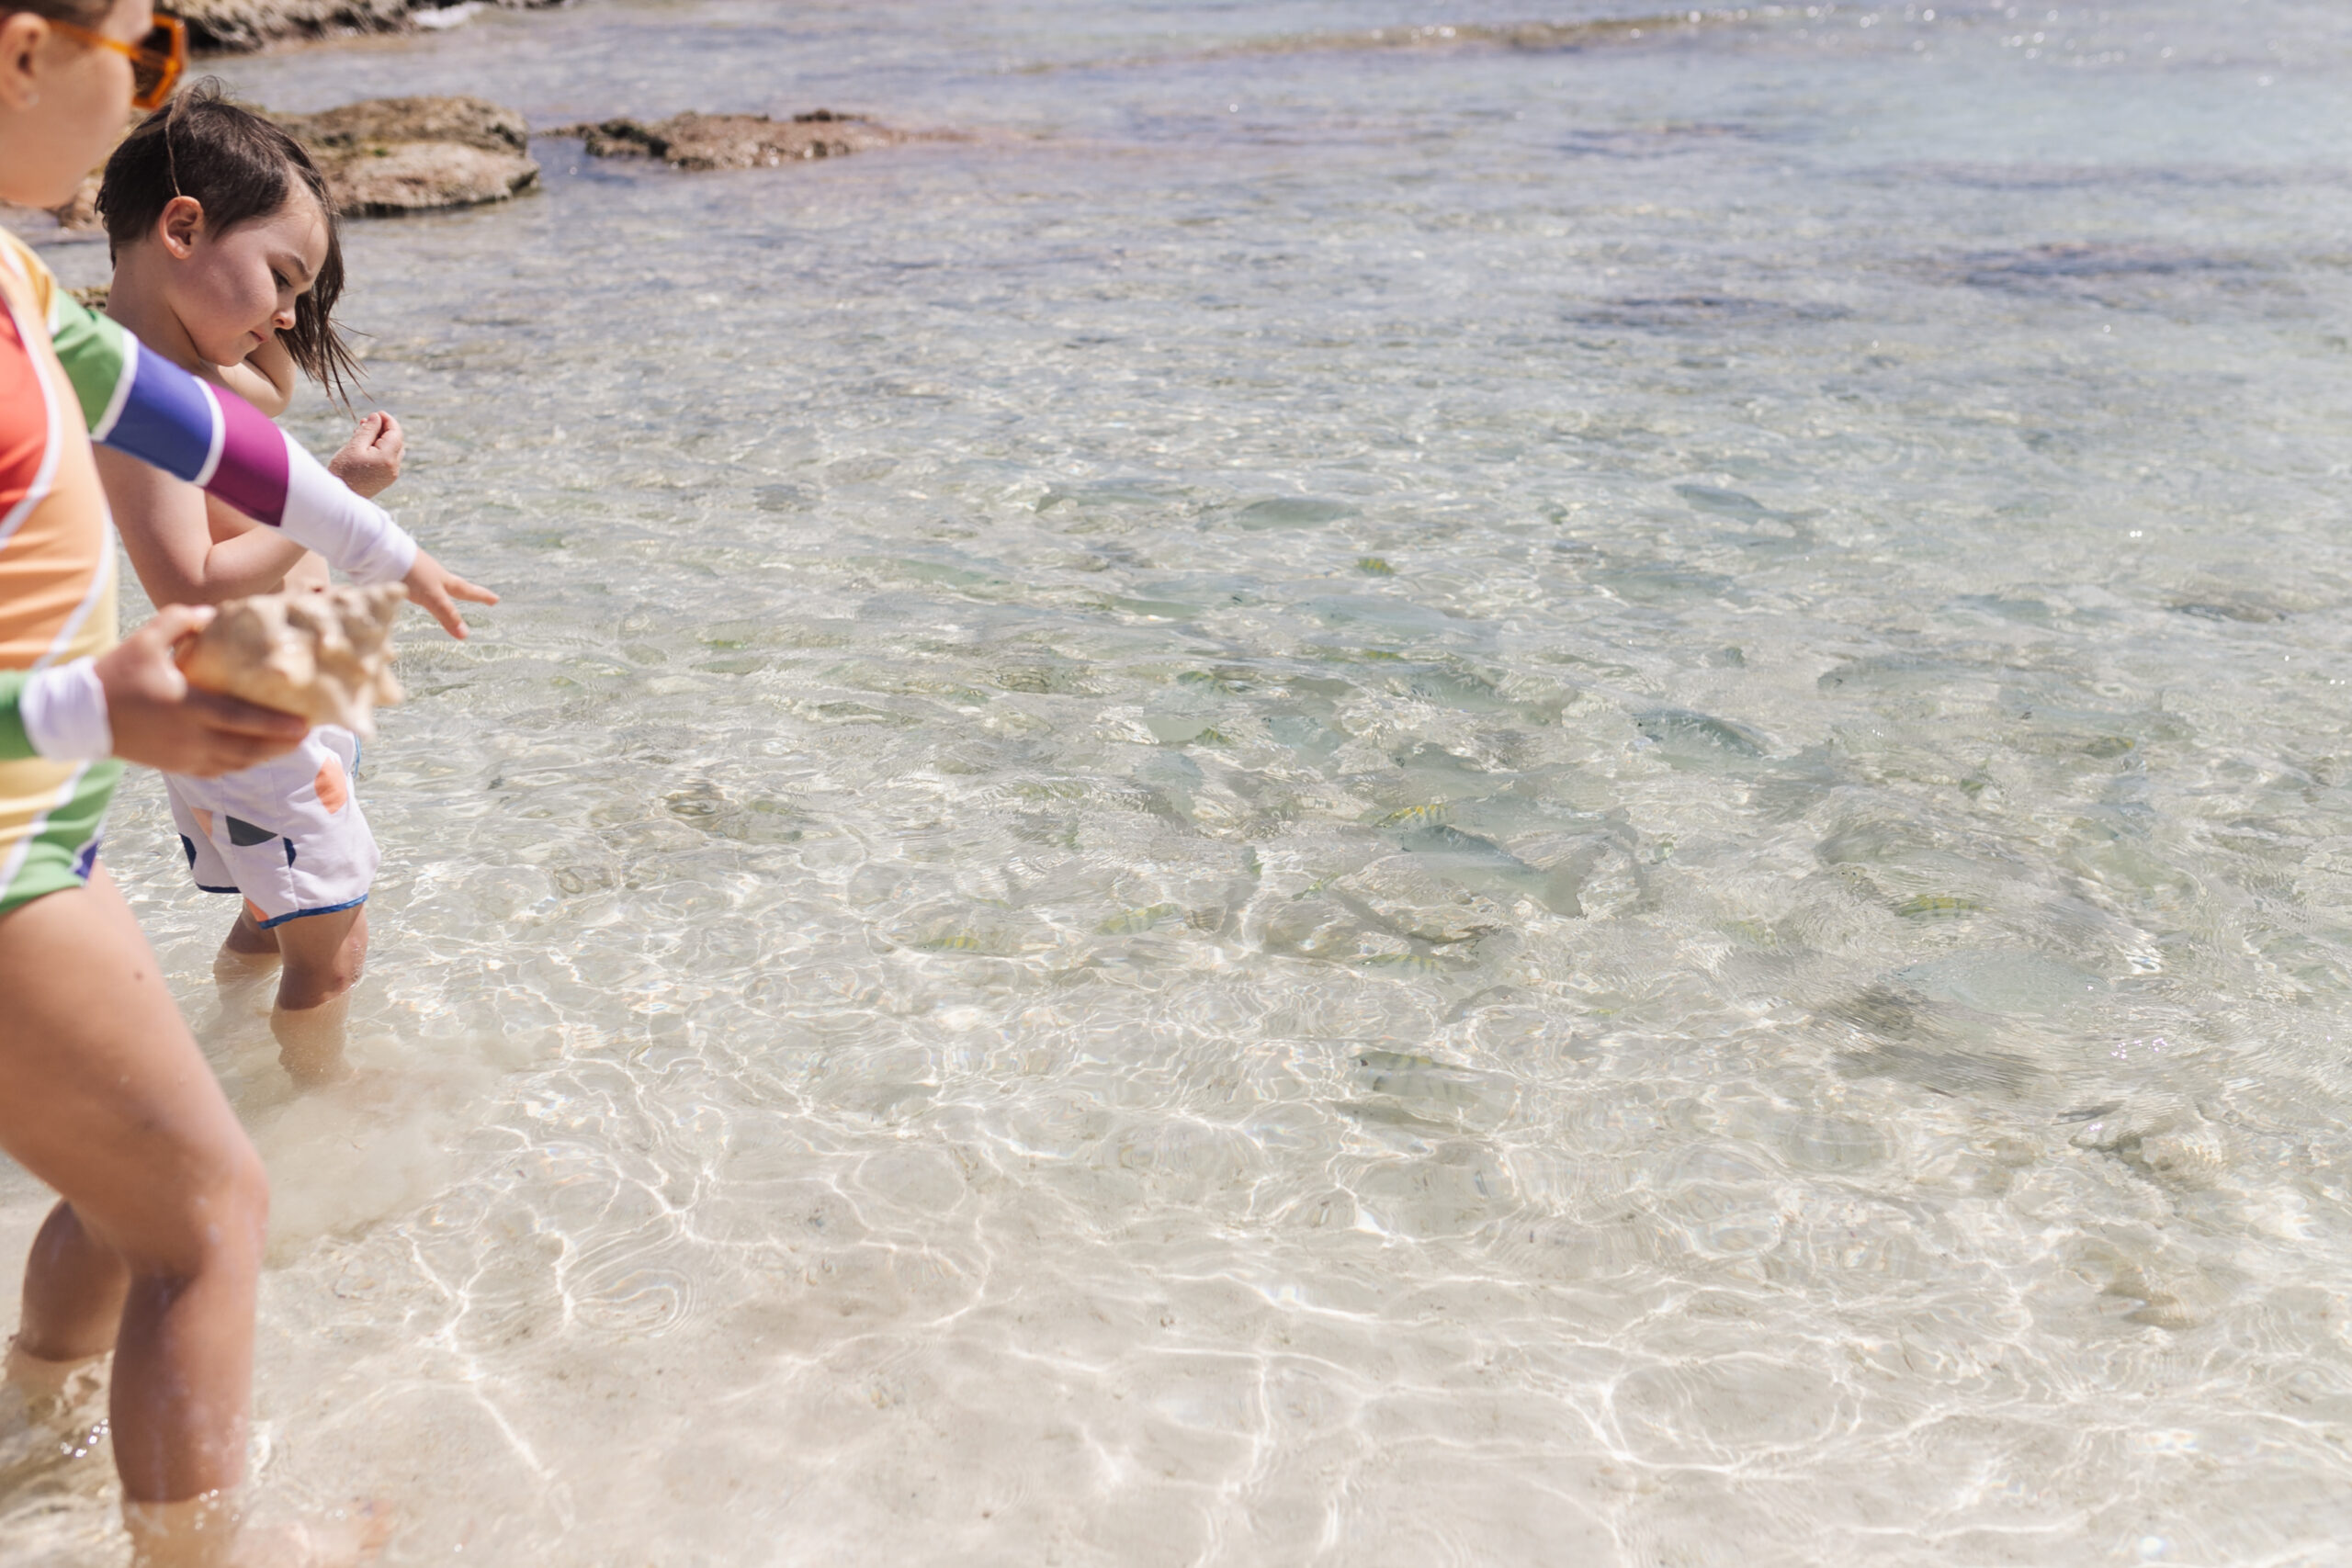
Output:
[329, 412, 404, 500]
[403, 547, 499, 640]
[96, 606, 308, 776]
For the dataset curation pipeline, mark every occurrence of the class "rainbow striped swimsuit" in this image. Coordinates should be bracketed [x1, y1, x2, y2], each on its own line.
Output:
[0, 236, 121, 912]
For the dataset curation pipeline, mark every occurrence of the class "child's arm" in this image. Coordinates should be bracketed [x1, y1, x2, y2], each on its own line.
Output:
[96, 445, 313, 606]
[215, 330, 296, 419]
[46, 292, 496, 637]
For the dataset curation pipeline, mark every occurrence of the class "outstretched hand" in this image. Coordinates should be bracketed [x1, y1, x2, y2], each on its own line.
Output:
[403, 547, 499, 639]
[96, 606, 309, 777]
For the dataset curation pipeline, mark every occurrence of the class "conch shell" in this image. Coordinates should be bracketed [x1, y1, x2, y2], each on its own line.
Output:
[176, 584, 406, 737]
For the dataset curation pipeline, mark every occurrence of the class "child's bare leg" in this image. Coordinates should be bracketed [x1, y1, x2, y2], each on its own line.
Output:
[269, 908, 367, 1088]
[16, 1200, 130, 1364]
[0, 871, 267, 1506]
[4, 1204, 122, 1483]
[215, 905, 281, 987]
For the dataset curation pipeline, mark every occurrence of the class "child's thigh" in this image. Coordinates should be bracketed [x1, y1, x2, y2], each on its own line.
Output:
[0, 875, 259, 1266]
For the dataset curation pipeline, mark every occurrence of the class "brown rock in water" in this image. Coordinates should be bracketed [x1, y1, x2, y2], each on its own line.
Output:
[177, 585, 406, 737]
[558, 110, 904, 172]
[271, 96, 538, 216]
[175, 0, 561, 52]
[175, 0, 412, 52]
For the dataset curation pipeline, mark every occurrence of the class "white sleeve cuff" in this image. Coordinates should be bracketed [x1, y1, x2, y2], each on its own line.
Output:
[277, 437, 419, 585]
[21, 658, 111, 761]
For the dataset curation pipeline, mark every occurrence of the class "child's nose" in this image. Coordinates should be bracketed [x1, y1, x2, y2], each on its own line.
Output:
[273, 304, 298, 330]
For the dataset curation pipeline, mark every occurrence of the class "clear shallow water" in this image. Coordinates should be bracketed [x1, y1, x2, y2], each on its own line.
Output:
[9, 1, 2352, 1562]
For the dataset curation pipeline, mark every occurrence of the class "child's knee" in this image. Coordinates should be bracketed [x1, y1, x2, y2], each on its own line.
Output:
[277, 965, 355, 1012]
[117, 1145, 268, 1280]
[276, 932, 364, 1010]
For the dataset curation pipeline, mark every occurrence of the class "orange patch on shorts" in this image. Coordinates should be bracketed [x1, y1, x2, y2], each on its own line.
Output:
[243, 898, 266, 924]
[314, 754, 349, 814]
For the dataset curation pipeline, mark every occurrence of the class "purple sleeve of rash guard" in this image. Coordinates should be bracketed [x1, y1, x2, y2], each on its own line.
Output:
[80, 334, 416, 583]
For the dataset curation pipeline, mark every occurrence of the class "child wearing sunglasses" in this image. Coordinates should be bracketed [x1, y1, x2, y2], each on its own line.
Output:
[2, 0, 470, 1560]
[93, 85, 460, 1088]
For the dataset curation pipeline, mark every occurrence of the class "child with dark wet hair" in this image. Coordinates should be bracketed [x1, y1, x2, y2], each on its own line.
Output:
[94, 83, 487, 1085]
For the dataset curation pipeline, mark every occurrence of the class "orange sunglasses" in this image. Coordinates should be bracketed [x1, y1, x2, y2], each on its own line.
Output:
[46, 12, 187, 111]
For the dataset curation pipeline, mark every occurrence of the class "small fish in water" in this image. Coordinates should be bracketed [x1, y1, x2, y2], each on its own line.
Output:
[1357, 557, 1396, 576]
[1098, 902, 1182, 934]
[1356, 1049, 1439, 1072]
[1378, 802, 1453, 828]
[1634, 706, 1768, 758]
[1401, 823, 1533, 871]
[1895, 894, 1984, 921]
[1355, 952, 1447, 976]
[1400, 824, 1584, 918]
[919, 932, 990, 953]
[1352, 1049, 1492, 1111]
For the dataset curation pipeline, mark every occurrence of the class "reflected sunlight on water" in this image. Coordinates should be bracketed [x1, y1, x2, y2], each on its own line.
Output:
[7, 0, 2352, 1562]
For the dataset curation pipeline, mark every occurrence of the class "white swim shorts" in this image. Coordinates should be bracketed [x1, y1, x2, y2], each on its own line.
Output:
[164, 727, 379, 927]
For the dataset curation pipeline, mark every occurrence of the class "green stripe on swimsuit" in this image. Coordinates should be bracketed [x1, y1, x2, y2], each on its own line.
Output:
[0, 757, 119, 917]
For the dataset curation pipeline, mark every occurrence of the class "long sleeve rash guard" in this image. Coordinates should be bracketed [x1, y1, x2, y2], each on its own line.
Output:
[1, 230, 417, 767]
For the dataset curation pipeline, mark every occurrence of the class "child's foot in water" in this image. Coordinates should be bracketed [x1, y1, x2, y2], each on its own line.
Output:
[272, 995, 355, 1088]
[125, 1494, 394, 1567]
[0, 1340, 110, 1487]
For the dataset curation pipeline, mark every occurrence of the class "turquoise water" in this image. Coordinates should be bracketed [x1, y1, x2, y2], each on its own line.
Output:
[9, 2, 2352, 1562]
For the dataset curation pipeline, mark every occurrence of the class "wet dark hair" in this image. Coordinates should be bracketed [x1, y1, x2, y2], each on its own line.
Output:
[96, 82, 361, 400]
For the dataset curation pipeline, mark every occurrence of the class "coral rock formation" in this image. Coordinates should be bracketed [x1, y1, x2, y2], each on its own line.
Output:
[555, 110, 904, 172]
[178, 584, 407, 736]
[175, 0, 561, 53]
[270, 96, 539, 217]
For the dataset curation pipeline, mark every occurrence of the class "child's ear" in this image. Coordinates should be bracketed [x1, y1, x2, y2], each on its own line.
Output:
[0, 15, 44, 112]
[158, 195, 206, 259]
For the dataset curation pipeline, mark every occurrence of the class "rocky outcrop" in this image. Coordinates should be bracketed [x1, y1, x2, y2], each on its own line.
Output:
[176, 0, 557, 53]
[271, 96, 538, 216]
[554, 110, 904, 172]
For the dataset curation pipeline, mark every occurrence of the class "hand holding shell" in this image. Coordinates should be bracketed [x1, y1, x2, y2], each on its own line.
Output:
[175, 584, 407, 738]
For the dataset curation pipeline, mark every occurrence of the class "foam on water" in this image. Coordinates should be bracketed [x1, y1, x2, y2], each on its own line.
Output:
[7, 1, 2352, 1562]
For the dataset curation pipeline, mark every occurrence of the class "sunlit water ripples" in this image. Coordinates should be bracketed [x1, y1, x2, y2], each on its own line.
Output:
[7, 1, 2352, 1562]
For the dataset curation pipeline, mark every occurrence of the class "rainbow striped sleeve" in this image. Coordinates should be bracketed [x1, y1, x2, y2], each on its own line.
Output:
[46, 291, 417, 585]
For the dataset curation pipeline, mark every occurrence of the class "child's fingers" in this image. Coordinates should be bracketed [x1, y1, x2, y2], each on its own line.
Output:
[186, 689, 310, 746]
[413, 582, 469, 640]
[446, 575, 499, 606]
[132, 603, 216, 660]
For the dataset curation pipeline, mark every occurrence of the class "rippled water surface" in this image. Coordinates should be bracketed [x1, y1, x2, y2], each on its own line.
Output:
[10, 1, 2352, 1562]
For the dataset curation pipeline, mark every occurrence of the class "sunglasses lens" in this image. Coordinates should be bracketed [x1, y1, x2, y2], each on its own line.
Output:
[130, 23, 178, 106]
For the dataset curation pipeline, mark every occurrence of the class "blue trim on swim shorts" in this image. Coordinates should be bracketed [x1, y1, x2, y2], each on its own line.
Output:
[195, 882, 243, 895]
[255, 893, 369, 930]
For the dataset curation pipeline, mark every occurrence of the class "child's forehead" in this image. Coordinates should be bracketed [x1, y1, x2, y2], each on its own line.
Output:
[239, 192, 332, 254]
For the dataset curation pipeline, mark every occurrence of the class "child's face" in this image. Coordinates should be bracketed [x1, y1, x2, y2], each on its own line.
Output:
[0, 0, 156, 209]
[155, 188, 330, 368]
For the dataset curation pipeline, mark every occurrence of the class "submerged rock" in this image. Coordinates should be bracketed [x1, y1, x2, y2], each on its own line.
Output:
[176, 0, 409, 51]
[271, 96, 538, 216]
[554, 110, 905, 171]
